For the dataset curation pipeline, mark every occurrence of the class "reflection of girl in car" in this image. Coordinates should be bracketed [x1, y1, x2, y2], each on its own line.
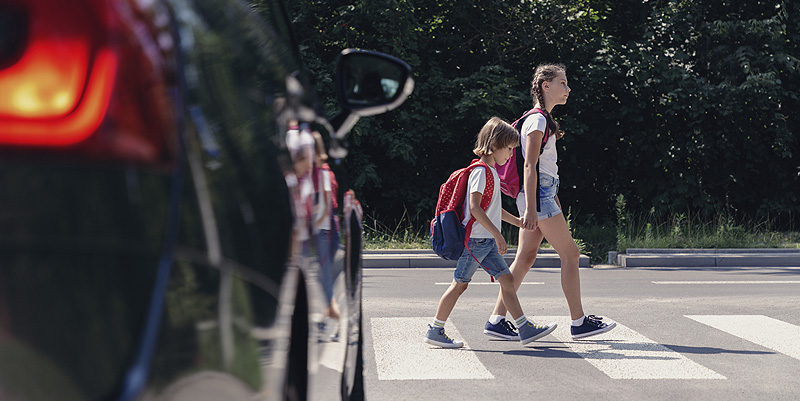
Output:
[312, 131, 341, 324]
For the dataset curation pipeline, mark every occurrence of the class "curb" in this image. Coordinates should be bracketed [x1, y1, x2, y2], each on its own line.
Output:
[362, 248, 591, 268]
[612, 248, 800, 268]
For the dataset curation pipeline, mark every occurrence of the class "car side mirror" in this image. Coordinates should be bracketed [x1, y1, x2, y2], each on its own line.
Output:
[330, 49, 414, 139]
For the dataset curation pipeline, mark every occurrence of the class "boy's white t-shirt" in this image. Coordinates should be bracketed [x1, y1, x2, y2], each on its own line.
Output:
[520, 113, 558, 179]
[461, 166, 501, 238]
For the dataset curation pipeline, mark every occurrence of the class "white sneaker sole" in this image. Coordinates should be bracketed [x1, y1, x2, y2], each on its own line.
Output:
[520, 323, 557, 345]
[424, 337, 464, 348]
[571, 322, 617, 340]
[483, 329, 519, 341]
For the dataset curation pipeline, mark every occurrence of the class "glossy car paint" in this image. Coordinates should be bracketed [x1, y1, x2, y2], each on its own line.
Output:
[0, 0, 411, 400]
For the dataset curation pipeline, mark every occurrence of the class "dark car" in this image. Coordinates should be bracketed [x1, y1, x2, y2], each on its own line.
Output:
[0, 0, 412, 400]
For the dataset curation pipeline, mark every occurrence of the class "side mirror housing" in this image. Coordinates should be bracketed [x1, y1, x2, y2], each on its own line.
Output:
[330, 49, 414, 139]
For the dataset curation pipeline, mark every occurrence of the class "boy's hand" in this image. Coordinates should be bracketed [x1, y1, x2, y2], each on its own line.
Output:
[495, 235, 508, 255]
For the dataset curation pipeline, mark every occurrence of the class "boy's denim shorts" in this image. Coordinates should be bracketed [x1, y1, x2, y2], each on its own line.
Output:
[516, 174, 562, 221]
[453, 238, 511, 283]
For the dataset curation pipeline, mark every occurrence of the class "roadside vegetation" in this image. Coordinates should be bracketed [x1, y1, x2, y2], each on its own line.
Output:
[364, 195, 800, 264]
[291, 0, 799, 241]
[295, 1, 800, 262]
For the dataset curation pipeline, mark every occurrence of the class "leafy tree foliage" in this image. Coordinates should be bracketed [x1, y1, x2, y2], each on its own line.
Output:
[283, 0, 800, 229]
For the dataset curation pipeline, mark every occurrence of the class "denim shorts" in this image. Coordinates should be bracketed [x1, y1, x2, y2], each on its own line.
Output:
[453, 238, 511, 283]
[516, 174, 562, 220]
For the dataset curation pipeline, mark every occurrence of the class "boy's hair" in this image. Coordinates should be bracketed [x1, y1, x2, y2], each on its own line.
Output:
[473, 117, 519, 157]
[530, 63, 565, 133]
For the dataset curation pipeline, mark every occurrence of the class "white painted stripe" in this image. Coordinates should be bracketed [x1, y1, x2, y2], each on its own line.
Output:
[686, 315, 800, 361]
[370, 317, 494, 380]
[653, 281, 800, 285]
[537, 316, 726, 380]
[435, 282, 544, 285]
[319, 322, 345, 372]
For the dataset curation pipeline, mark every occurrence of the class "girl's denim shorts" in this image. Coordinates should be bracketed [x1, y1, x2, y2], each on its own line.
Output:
[516, 174, 561, 221]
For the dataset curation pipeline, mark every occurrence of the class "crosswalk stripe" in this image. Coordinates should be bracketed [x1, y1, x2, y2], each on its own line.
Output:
[536, 316, 726, 380]
[435, 282, 544, 285]
[653, 281, 800, 285]
[686, 315, 800, 361]
[370, 317, 494, 380]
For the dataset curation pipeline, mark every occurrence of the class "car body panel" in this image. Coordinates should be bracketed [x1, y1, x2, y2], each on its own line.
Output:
[0, 0, 411, 400]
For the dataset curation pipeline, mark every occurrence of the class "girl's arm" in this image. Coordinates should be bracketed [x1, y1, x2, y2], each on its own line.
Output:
[468, 191, 507, 255]
[522, 129, 544, 230]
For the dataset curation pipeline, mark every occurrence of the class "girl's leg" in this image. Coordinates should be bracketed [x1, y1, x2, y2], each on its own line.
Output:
[435, 281, 469, 321]
[491, 227, 544, 316]
[538, 213, 584, 320]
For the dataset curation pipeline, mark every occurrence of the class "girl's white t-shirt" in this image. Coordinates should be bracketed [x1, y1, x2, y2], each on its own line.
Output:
[461, 166, 501, 238]
[313, 169, 332, 231]
[520, 113, 558, 179]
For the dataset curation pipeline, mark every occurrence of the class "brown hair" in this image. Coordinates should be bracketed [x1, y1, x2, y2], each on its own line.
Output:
[530, 64, 565, 134]
[473, 117, 519, 157]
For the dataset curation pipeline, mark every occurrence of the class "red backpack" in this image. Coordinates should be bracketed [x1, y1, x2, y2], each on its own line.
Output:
[430, 159, 494, 260]
[494, 108, 551, 212]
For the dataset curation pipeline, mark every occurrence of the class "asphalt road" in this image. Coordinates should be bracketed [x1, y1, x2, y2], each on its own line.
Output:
[361, 264, 800, 401]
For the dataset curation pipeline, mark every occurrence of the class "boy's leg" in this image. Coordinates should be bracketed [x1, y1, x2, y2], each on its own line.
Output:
[496, 272, 556, 345]
[483, 246, 556, 345]
[491, 227, 544, 316]
[434, 281, 469, 322]
[425, 281, 469, 348]
[426, 242, 485, 348]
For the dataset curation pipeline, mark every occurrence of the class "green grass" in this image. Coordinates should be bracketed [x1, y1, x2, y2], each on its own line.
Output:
[364, 203, 800, 265]
[610, 194, 800, 263]
[615, 212, 800, 252]
[363, 211, 431, 249]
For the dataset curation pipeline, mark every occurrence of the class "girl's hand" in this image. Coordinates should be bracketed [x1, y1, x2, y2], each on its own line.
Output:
[521, 210, 538, 231]
[494, 234, 508, 255]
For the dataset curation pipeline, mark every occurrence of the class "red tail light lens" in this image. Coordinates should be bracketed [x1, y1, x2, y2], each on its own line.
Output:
[0, 0, 177, 165]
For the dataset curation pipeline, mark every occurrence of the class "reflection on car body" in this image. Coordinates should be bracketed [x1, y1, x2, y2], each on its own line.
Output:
[0, 0, 412, 400]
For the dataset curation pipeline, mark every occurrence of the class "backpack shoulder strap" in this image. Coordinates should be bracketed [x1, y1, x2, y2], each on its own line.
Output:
[463, 160, 494, 216]
[511, 108, 539, 132]
[463, 160, 494, 247]
[529, 108, 552, 154]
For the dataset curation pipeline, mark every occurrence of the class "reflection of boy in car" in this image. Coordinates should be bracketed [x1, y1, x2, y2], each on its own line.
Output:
[285, 121, 316, 255]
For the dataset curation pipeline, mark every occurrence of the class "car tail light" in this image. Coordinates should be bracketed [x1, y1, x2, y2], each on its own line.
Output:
[0, 0, 178, 166]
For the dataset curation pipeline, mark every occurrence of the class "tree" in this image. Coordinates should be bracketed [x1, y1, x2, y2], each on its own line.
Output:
[281, 0, 800, 229]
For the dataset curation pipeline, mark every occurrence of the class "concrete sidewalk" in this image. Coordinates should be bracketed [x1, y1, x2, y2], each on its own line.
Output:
[363, 248, 800, 269]
[612, 248, 800, 268]
[363, 248, 589, 268]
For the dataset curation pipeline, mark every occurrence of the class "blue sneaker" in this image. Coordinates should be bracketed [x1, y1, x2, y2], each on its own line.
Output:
[424, 325, 464, 348]
[518, 321, 557, 345]
[571, 315, 617, 339]
[484, 319, 519, 340]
